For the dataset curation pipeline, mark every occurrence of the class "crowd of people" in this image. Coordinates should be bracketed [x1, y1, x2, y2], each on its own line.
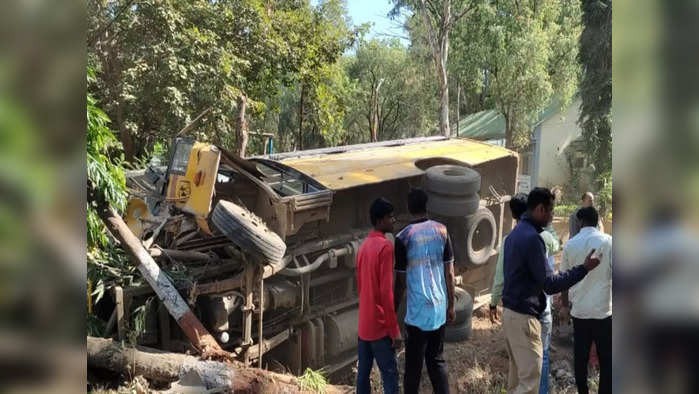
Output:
[354, 188, 612, 394]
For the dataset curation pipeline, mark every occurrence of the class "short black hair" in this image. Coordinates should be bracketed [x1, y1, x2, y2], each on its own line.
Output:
[370, 198, 394, 226]
[509, 193, 528, 220]
[527, 187, 555, 211]
[577, 206, 599, 227]
[407, 188, 428, 215]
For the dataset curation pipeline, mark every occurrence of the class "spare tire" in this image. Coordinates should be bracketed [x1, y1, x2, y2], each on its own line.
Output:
[425, 165, 481, 196]
[426, 192, 480, 217]
[453, 287, 474, 325]
[211, 200, 286, 264]
[466, 207, 497, 266]
[444, 318, 472, 343]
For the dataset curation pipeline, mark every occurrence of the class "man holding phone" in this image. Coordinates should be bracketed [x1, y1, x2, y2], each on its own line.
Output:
[560, 207, 612, 394]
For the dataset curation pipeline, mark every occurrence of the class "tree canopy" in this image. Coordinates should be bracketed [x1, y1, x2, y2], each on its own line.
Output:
[449, 0, 582, 149]
[87, 0, 595, 158]
[578, 0, 612, 181]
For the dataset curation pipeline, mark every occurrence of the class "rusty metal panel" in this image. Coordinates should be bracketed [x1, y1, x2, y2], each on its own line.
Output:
[281, 138, 516, 190]
[324, 307, 359, 358]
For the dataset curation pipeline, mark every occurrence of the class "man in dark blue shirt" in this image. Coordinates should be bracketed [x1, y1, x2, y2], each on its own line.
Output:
[502, 187, 600, 394]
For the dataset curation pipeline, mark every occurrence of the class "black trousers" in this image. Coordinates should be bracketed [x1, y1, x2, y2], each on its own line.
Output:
[573, 316, 612, 394]
[404, 324, 449, 394]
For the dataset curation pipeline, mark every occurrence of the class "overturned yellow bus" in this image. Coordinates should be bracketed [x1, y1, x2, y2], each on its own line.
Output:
[121, 136, 518, 376]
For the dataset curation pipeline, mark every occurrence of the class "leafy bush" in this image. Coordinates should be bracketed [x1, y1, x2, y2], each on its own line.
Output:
[554, 204, 578, 218]
[87, 66, 142, 335]
[596, 171, 612, 219]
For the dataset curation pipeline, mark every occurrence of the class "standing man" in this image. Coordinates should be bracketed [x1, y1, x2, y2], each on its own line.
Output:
[502, 187, 600, 394]
[394, 189, 454, 394]
[489, 193, 559, 394]
[356, 198, 401, 394]
[560, 207, 612, 394]
[569, 192, 604, 237]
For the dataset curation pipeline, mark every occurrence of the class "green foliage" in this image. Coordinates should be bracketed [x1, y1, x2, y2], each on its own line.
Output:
[391, 0, 477, 136]
[450, 0, 582, 149]
[596, 171, 612, 218]
[88, 0, 354, 158]
[578, 0, 612, 181]
[298, 368, 328, 393]
[87, 68, 127, 250]
[87, 67, 142, 331]
[128, 297, 154, 345]
[344, 38, 439, 142]
[554, 204, 578, 218]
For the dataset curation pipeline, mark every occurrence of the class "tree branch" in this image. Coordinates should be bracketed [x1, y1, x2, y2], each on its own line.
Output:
[448, 1, 476, 28]
[88, 0, 137, 48]
[418, 0, 442, 68]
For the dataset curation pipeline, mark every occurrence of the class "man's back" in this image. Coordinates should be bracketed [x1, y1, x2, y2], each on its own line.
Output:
[561, 227, 612, 319]
[356, 231, 400, 341]
[395, 219, 453, 331]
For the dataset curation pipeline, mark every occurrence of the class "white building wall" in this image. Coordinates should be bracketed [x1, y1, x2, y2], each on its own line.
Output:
[536, 99, 582, 188]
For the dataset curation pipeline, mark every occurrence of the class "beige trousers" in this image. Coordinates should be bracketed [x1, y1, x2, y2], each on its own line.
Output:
[503, 307, 543, 394]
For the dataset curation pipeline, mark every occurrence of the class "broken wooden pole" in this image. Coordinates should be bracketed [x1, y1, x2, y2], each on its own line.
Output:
[88, 182, 227, 358]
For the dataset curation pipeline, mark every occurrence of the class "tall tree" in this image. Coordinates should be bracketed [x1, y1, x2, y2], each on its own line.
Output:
[88, 0, 352, 159]
[450, 0, 581, 149]
[392, 0, 477, 137]
[578, 0, 612, 181]
[344, 38, 439, 142]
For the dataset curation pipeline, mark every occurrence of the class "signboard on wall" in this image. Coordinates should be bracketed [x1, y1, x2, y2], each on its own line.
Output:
[517, 175, 531, 194]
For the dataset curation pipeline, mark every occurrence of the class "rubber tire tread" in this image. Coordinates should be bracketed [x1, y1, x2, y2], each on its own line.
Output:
[466, 207, 496, 266]
[426, 192, 480, 217]
[425, 165, 481, 196]
[212, 211, 283, 263]
[212, 205, 283, 259]
[453, 287, 474, 325]
[444, 318, 472, 343]
[211, 200, 286, 264]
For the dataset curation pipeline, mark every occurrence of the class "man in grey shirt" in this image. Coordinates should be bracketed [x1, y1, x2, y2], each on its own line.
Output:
[569, 192, 603, 237]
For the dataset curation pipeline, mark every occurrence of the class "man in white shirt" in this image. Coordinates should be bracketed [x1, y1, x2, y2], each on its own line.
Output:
[560, 207, 612, 394]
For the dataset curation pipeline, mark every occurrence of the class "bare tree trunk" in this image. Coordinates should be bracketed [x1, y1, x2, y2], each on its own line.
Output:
[234, 95, 248, 157]
[481, 69, 488, 109]
[437, 47, 450, 137]
[505, 112, 514, 149]
[370, 79, 384, 142]
[298, 84, 305, 151]
[456, 78, 460, 137]
[370, 89, 378, 142]
[116, 102, 136, 162]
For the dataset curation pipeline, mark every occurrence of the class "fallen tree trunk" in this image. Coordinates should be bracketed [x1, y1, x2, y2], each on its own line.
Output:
[87, 182, 226, 359]
[87, 337, 352, 393]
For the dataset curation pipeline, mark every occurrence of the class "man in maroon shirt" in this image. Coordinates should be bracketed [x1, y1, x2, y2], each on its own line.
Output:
[356, 198, 401, 394]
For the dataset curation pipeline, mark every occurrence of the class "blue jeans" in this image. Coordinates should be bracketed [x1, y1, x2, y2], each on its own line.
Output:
[539, 313, 552, 394]
[357, 336, 399, 394]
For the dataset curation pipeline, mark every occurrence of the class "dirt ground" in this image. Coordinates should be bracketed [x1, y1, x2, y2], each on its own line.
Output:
[338, 304, 599, 394]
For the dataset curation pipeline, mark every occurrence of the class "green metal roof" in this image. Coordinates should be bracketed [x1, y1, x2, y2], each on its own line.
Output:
[457, 97, 568, 141]
[456, 110, 505, 140]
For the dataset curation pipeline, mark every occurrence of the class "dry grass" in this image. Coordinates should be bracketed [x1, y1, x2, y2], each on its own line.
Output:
[343, 311, 599, 394]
